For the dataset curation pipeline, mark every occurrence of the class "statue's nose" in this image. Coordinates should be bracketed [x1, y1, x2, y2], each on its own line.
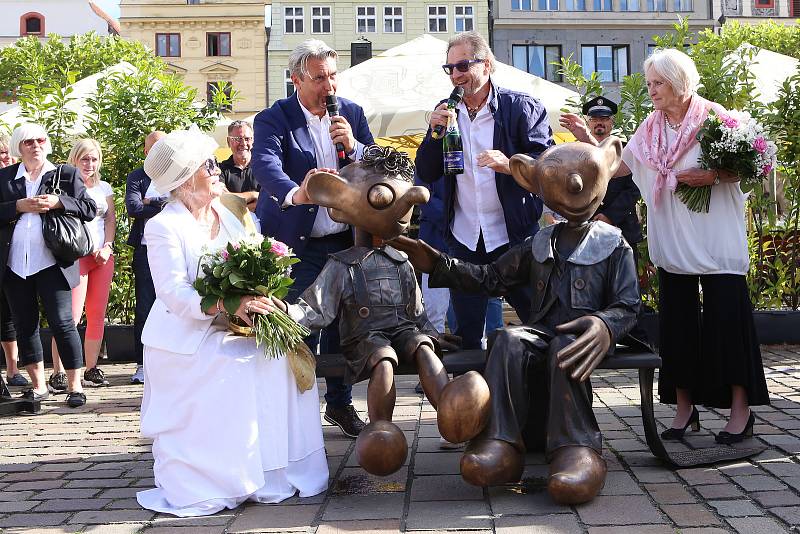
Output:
[567, 173, 583, 194]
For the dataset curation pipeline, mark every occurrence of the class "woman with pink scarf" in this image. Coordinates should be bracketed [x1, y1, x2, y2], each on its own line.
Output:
[561, 48, 768, 445]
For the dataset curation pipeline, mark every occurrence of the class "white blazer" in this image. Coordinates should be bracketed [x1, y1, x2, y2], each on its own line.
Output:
[141, 197, 252, 355]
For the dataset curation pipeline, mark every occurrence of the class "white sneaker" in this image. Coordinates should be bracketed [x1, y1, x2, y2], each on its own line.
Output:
[130, 365, 145, 384]
[439, 436, 465, 449]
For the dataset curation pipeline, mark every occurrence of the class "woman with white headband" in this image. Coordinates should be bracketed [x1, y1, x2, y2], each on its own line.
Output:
[135, 128, 328, 517]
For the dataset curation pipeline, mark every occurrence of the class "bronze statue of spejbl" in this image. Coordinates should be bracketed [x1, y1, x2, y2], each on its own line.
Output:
[275, 145, 491, 477]
[392, 137, 644, 504]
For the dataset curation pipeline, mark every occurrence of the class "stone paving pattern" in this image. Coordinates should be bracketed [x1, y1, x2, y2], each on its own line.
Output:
[0, 345, 799, 533]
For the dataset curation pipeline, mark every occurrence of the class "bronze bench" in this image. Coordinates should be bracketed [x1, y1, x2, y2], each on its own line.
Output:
[316, 348, 764, 468]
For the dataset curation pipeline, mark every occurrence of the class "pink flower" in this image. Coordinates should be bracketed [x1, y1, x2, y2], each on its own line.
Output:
[270, 240, 290, 257]
[720, 114, 739, 128]
[762, 164, 773, 176]
[231, 243, 240, 250]
[752, 137, 767, 154]
[221, 250, 229, 260]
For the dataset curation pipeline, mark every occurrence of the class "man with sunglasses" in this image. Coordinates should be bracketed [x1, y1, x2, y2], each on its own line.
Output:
[416, 31, 554, 351]
[219, 120, 259, 211]
[251, 39, 374, 438]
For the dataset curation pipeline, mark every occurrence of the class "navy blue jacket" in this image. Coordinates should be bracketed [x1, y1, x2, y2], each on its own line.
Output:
[415, 83, 554, 247]
[414, 172, 448, 252]
[251, 94, 374, 254]
[125, 167, 165, 248]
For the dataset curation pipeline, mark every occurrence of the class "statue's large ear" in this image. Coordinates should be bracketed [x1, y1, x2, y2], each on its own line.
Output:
[306, 171, 359, 210]
[598, 136, 623, 176]
[509, 154, 541, 195]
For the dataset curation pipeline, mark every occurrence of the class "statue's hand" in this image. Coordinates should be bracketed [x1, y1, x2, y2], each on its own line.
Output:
[436, 332, 462, 352]
[554, 316, 611, 382]
[388, 236, 441, 273]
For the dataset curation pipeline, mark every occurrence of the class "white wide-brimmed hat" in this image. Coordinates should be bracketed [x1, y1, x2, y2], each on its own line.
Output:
[144, 128, 218, 195]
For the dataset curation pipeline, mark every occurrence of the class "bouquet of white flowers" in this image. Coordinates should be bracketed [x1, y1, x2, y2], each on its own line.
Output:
[677, 110, 777, 213]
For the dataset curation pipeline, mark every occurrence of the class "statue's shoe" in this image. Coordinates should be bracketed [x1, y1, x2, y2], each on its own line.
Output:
[460, 438, 523, 487]
[355, 420, 407, 476]
[547, 446, 607, 505]
[437, 371, 491, 444]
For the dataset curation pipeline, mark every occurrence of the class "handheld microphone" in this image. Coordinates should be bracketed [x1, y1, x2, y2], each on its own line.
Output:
[431, 86, 465, 140]
[325, 94, 346, 160]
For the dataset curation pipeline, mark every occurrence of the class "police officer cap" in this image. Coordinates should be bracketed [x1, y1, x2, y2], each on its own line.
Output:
[582, 96, 617, 117]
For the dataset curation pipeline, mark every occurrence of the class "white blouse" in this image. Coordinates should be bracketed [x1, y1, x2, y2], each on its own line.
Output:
[622, 127, 749, 276]
[8, 161, 58, 278]
[84, 180, 114, 252]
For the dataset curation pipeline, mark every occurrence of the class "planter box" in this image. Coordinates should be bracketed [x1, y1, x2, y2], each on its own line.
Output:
[104, 324, 136, 363]
[634, 310, 800, 348]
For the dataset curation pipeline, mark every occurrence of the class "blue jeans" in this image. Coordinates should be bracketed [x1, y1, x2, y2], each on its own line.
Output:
[485, 297, 504, 338]
[287, 231, 353, 408]
[446, 233, 532, 350]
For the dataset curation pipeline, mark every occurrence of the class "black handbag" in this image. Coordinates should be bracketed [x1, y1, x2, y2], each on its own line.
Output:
[41, 165, 93, 263]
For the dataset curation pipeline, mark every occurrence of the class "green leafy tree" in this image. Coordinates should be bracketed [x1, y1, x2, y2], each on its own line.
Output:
[0, 33, 236, 323]
[553, 53, 604, 114]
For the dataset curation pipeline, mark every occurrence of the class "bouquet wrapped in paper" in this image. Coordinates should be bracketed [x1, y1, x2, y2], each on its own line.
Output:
[677, 110, 777, 213]
[193, 234, 310, 359]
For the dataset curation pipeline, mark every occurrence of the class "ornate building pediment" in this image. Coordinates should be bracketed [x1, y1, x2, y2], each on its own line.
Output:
[163, 63, 188, 75]
[200, 62, 239, 78]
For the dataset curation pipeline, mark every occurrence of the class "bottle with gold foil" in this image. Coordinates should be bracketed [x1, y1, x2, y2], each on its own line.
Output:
[443, 113, 464, 176]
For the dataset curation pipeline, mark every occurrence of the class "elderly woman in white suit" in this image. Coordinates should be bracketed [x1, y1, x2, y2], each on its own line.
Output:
[136, 129, 328, 517]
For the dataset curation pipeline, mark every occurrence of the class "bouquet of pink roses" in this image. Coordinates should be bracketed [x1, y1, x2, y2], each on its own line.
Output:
[677, 110, 777, 213]
[194, 234, 309, 359]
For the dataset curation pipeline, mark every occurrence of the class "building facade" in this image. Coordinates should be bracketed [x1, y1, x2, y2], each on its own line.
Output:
[267, 1, 489, 105]
[0, 0, 117, 47]
[120, 0, 268, 119]
[492, 0, 715, 99]
[713, 0, 798, 25]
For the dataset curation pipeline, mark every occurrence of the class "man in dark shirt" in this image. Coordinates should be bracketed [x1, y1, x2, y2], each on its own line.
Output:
[219, 120, 259, 210]
[125, 130, 166, 385]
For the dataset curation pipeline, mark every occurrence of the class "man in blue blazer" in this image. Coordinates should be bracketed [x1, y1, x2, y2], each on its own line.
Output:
[416, 31, 554, 350]
[125, 131, 166, 386]
[251, 39, 374, 438]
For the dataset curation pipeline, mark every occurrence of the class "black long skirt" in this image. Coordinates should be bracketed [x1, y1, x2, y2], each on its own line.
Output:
[657, 268, 770, 408]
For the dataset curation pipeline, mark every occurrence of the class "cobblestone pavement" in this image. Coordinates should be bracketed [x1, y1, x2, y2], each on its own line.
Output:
[0, 345, 799, 533]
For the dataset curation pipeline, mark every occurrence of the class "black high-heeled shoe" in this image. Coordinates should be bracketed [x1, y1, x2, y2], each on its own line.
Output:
[715, 411, 755, 445]
[661, 406, 700, 441]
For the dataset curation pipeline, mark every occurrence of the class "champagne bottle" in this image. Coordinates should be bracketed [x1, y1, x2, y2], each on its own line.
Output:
[443, 113, 464, 176]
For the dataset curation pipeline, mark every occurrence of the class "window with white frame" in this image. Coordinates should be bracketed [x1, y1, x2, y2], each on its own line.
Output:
[312, 6, 331, 33]
[511, 0, 533, 9]
[647, 0, 666, 10]
[512, 44, 562, 82]
[284, 69, 295, 98]
[284, 7, 304, 33]
[356, 6, 377, 33]
[674, 0, 692, 10]
[539, 0, 559, 10]
[581, 45, 629, 82]
[563, 0, 583, 10]
[454, 5, 474, 32]
[620, 0, 640, 10]
[427, 5, 447, 32]
[384, 6, 403, 32]
[594, 0, 612, 9]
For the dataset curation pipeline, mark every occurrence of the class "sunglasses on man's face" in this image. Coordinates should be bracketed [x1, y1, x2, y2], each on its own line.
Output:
[204, 158, 220, 174]
[441, 59, 484, 76]
[22, 138, 47, 148]
[228, 136, 253, 144]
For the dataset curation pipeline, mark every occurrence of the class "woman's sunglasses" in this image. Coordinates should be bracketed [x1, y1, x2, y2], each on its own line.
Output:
[204, 158, 220, 174]
[441, 59, 484, 75]
[22, 138, 47, 148]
